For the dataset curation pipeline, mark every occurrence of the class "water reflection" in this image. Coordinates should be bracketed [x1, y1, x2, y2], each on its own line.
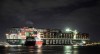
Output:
[1, 46, 100, 54]
[1, 46, 79, 54]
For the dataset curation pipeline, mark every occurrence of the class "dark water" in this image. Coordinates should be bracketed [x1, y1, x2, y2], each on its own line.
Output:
[0, 46, 100, 54]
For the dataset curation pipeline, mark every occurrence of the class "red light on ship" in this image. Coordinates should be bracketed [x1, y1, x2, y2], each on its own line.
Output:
[36, 41, 43, 48]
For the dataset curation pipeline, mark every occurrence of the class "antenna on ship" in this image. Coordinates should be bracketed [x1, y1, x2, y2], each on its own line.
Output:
[73, 30, 78, 39]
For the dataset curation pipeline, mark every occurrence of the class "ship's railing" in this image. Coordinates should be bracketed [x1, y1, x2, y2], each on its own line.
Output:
[41, 38, 89, 40]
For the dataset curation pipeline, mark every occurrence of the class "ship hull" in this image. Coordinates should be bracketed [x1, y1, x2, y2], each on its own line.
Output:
[25, 41, 36, 46]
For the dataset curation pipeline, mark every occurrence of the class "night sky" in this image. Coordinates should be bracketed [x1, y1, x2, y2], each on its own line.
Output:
[0, 0, 100, 41]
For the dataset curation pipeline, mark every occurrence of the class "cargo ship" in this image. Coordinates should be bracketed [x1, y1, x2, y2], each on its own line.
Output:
[5, 27, 89, 47]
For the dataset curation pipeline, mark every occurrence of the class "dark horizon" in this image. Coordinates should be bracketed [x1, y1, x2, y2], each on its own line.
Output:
[0, 0, 100, 41]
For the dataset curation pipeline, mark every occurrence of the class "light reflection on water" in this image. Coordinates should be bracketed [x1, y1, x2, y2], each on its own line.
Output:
[0, 46, 100, 54]
[64, 46, 78, 54]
